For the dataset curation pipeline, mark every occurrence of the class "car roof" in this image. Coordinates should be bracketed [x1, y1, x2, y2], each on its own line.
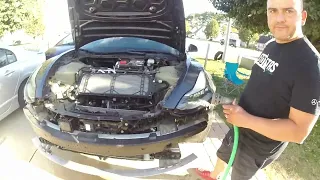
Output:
[0, 44, 34, 58]
[0, 44, 23, 53]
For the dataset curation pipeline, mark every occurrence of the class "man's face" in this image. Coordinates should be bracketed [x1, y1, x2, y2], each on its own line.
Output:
[267, 0, 307, 43]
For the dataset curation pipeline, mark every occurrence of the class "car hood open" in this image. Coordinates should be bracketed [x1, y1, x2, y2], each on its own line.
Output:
[67, 0, 186, 53]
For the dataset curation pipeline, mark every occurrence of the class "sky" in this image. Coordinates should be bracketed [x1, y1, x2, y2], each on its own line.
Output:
[43, 0, 216, 39]
[183, 0, 216, 16]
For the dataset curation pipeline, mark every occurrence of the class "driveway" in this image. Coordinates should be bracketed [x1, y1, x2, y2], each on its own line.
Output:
[0, 109, 267, 180]
[0, 109, 213, 180]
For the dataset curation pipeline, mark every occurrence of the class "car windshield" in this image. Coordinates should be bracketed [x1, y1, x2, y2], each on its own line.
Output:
[80, 37, 180, 56]
[56, 34, 74, 46]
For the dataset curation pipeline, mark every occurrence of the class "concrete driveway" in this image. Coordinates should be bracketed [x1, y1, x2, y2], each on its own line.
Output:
[0, 109, 224, 180]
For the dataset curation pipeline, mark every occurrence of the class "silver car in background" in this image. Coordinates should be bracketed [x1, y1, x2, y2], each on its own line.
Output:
[0, 44, 45, 121]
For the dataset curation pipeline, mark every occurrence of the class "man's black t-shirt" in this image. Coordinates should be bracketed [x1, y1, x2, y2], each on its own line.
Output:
[238, 37, 320, 158]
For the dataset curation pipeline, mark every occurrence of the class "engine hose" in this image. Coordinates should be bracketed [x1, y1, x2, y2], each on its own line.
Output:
[221, 126, 239, 180]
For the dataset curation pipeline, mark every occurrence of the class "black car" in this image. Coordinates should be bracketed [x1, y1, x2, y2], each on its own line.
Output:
[23, 0, 218, 177]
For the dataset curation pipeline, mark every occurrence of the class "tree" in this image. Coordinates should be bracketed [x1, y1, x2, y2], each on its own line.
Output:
[0, 0, 44, 38]
[231, 27, 239, 33]
[204, 18, 220, 40]
[221, 25, 227, 36]
[209, 0, 320, 50]
[238, 27, 259, 47]
[186, 21, 192, 37]
[186, 12, 226, 35]
[0, 0, 28, 37]
[24, 0, 45, 38]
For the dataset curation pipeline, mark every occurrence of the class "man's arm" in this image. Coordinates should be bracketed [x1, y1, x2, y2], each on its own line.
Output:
[224, 55, 320, 144]
[244, 107, 319, 144]
[242, 56, 320, 144]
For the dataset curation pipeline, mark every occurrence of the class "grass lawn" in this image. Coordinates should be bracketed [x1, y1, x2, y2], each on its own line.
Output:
[196, 58, 320, 180]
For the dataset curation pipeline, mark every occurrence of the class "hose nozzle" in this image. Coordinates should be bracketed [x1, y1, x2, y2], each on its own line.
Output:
[211, 93, 233, 106]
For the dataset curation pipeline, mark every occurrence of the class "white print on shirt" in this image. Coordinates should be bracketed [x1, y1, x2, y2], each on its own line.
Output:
[311, 99, 320, 106]
[255, 53, 279, 73]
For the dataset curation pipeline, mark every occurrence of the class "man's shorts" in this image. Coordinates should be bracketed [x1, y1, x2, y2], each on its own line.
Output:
[216, 129, 277, 180]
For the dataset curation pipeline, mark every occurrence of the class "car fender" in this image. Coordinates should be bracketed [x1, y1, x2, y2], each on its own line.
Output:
[162, 57, 205, 109]
[34, 49, 75, 99]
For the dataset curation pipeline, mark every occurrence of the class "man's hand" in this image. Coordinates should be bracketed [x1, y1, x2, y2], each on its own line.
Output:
[222, 99, 252, 128]
[222, 99, 318, 144]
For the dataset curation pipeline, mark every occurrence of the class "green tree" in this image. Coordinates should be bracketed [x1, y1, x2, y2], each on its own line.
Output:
[0, 0, 44, 38]
[221, 25, 227, 36]
[209, 0, 320, 50]
[238, 27, 259, 47]
[204, 18, 220, 40]
[24, 0, 45, 38]
[0, 0, 28, 37]
[231, 27, 238, 33]
[186, 12, 226, 35]
[186, 21, 192, 37]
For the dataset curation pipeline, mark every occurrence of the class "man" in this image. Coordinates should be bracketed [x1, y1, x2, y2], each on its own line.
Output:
[196, 0, 320, 179]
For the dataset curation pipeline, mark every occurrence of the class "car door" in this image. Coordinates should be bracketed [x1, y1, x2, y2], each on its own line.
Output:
[0, 48, 20, 116]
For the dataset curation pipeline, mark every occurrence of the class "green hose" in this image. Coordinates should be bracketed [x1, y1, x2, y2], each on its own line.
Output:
[221, 126, 239, 180]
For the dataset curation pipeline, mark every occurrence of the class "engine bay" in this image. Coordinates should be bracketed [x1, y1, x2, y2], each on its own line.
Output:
[37, 54, 211, 135]
[48, 55, 183, 113]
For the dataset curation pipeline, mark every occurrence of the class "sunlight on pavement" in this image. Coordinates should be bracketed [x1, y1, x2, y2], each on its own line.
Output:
[0, 136, 61, 180]
[0, 159, 62, 180]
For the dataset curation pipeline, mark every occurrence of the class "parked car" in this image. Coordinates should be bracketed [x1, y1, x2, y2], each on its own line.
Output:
[220, 38, 239, 47]
[23, 0, 217, 177]
[0, 45, 45, 121]
[45, 34, 74, 60]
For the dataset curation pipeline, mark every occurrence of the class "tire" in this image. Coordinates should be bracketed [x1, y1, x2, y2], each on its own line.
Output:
[18, 79, 28, 108]
[214, 51, 223, 60]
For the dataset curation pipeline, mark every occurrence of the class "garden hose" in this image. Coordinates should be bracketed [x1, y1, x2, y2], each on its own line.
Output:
[221, 126, 239, 180]
[210, 94, 240, 180]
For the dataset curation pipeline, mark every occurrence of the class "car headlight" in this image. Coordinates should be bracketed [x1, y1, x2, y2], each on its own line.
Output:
[176, 71, 213, 110]
[24, 65, 42, 103]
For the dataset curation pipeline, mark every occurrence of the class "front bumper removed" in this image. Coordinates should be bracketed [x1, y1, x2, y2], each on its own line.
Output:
[24, 106, 208, 157]
[32, 137, 198, 178]
[24, 105, 211, 177]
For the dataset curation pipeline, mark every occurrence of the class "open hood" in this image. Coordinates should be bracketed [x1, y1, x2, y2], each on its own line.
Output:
[67, 0, 186, 53]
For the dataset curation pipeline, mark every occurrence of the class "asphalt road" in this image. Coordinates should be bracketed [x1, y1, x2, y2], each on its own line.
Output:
[0, 109, 216, 180]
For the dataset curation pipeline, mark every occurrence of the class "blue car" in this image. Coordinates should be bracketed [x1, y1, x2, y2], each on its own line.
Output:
[45, 34, 74, 60]
[23, 0, 218, 177]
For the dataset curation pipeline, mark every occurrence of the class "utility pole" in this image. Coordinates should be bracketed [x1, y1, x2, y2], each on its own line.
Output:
[222, 17, 232, 63]
[204, 43, 210, 70]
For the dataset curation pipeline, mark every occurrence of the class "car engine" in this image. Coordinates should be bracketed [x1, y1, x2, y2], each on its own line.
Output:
[48, 56, 183, 113]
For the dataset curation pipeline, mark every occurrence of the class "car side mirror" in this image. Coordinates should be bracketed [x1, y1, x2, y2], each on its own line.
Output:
[187, 44, 198, 52]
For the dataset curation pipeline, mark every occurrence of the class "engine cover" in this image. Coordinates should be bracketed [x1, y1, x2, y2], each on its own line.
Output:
[77, 73, 156, 97]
